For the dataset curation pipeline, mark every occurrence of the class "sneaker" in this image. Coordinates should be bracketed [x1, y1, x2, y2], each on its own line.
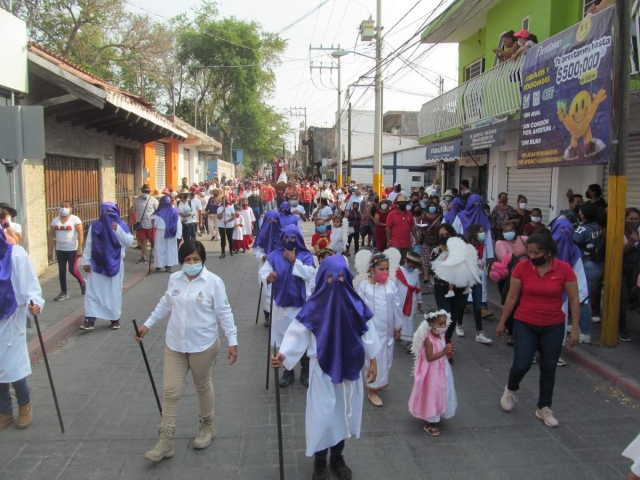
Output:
[619, 330, 632, 342]
[165, 267, 173, 273]
[557, 357, 566, 366]
[135, 258, 148, 265]
[455, 326, 465, 337]
[444, 290, 455, 298]
[591, 316, 602, 323]
[532, 356, 537, 364]
[579, 333, 591, 344]
[79, 319, 94, 330]
[111, 321, 120, 330]
[475, 332, 492, 344]
[480, 308, 494, 318]
[80, 283, 86, 296]
[54, 292, 69, 301]
[462, 286, 471, 294]
[535, 407, 559, 427]
[500, 386, 517, 412]
[279, 369, 295, 388]
[329, 455, 353, 480]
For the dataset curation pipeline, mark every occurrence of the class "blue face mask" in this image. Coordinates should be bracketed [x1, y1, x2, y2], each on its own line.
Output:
[428, 206, 437, 213]
[317, 225, 327, 233]
[183, 262, 203, 276]
[478, 232, 486, 242]
[291, 200, 299, 206]
[503, 231, 516, 241]
[406, 267, 416, 273]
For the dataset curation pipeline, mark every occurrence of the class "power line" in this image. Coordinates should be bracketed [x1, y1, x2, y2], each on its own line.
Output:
[276, 0, 332, 35]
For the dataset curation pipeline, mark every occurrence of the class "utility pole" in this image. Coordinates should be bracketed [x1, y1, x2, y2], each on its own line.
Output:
[602, 0, 632, 346]
[310, 45, 342, 185]
[288, 107, 307, 174]
[373, 0, 383, 198]
[348, 101, 352, 184]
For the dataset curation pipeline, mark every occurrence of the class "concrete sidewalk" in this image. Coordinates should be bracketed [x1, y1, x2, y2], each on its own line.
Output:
[2, 222, 639, 480]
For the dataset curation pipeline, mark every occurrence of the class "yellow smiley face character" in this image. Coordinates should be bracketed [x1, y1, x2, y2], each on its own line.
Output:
[557, 89, 607, 159]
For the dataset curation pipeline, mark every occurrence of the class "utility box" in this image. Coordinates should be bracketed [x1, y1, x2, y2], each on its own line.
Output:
[360, 19, 375, 42]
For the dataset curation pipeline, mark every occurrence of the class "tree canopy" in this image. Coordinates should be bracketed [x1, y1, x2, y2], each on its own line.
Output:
[10, 0, 289, 171]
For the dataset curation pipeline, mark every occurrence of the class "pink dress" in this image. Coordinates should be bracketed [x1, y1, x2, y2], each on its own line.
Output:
[408, 333, 457, 422]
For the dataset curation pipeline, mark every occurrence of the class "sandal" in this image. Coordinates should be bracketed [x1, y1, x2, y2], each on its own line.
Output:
[423, 424, 440, 436]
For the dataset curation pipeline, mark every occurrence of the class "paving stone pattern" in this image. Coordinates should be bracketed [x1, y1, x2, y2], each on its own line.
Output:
[1, 222, 639, 480]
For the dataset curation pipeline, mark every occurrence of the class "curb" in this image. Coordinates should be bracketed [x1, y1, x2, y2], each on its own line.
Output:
[488, 299, 640, 402]
[28, 268, 150, 365]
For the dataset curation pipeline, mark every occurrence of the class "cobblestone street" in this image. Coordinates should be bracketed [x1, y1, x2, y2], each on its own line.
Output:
[1, 223, 639, 480]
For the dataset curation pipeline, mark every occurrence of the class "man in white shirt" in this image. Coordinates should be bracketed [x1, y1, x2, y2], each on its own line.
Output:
[289, 194, 307, 223]
[198, 190, 209, 236]
[387, 183, 409, 203]
[346, 187, 364, 211]
[133, 185, 160, 264]
[176, 188, 200, 242]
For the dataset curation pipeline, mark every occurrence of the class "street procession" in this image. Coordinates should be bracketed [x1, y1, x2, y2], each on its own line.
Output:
[2, 1, 640, 479]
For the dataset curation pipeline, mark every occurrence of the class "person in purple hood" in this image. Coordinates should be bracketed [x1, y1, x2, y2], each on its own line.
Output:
[81, 202, 134, 331]
[0, 229, 44, 431]
[271, 255, 380, 480]
[253, 210, 283, 327]
[260, 225, 315, 387]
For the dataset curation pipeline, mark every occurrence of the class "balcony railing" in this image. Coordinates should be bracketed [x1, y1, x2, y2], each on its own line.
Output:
[418, 56, 524, 138]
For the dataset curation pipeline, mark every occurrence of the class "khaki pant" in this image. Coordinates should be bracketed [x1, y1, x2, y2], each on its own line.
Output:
[160, 339, 220, 427]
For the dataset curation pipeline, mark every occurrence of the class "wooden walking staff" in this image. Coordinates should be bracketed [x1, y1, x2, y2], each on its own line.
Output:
[30, 301, 65, 434]
[133, 319, 162, 415]
[255, 282, 263, 324]
[273, 343, 285, 480]
[147, 241, 152, 276]
[266, 281, 275, 390]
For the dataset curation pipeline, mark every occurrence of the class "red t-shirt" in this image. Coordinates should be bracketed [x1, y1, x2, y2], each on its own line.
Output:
[312, 233, 330, 250]
[385, 210, 414, 248]
[511, 258, 577, 326]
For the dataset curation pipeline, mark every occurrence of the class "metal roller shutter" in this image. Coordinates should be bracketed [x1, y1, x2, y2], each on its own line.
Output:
[507, 167, 553, 224]
[602, 135, 640, 208]
[183, 148, 191, 183]
[155, 142, 166, 191]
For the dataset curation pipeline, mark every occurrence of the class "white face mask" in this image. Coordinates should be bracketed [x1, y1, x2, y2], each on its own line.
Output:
[380, 203, 389, 211]
[531, 216, 542, 223]
[142, 193, 150, 199]
[59, 207, 70, 216]
[433, 327, 447, 335]
[519, 202, 527, 209]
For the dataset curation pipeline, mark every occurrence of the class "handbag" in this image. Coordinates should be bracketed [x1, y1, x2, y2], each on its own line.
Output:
[419, 216, 441, 245]
[133, 197, 151, 231]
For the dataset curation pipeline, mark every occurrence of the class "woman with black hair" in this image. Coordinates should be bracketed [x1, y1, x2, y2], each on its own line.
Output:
[135, 240, 238, 462]
[619, 207, 640, 342]
[497, 230, 580, 428]
[574, 201, 604, 323]
[493, 30, 520, 62]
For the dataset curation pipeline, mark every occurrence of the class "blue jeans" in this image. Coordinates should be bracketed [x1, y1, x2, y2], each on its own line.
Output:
[0, 377, 30, 414]
[508, 320, 564, 409]
[582, 259, 603, 322]
[471, 282, 484, 332]
[434, 284, 466, 343]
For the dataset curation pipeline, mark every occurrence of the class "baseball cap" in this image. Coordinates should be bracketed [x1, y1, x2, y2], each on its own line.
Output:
[513, 29, 530, 38]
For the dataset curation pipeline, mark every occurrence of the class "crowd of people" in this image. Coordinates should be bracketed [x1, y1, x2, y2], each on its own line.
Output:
[1, 173, 639, 479]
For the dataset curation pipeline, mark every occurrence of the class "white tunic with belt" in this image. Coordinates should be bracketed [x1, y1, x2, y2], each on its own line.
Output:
[0, 246, 45, 383]
[82, 225, 134, 321]
[357, 281, 403, 389]
[280, 319, 381, 456]
[259, 258, 315, 347]
[151, 214, 182, 268]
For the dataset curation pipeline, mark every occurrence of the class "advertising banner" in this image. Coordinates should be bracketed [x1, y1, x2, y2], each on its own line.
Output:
[517, 7, 614, 168]
[463, 119, 507, 151]
[425, 140, 461, 162]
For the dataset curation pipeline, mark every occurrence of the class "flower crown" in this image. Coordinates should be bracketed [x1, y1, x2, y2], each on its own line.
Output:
[424, 309, 452, 327]
[369, 252, 388, 268]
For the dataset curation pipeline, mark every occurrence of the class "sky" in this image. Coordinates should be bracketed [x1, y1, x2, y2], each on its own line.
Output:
[126, 0, 458, 149]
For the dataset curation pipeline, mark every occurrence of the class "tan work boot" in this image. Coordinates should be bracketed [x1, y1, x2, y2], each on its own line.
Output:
[144, 425, 175, 462]
[17, 403, 32, 429]
[193, 415, 215, 450]
[0, 413, 14, 431]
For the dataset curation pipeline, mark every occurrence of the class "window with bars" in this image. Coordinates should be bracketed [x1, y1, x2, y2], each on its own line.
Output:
[522, 16, 530, 30]
[464, 58, 485, 82]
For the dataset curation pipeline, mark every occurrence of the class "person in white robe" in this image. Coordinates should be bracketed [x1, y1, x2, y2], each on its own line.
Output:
[396, 252, 423, 346]
[271, 255, 380, 480]
[259, 225, 315, 387]
[0, 229, 44, 431]
[240, 199, 256, 249]
[354, 249, 404, 407]
[253, 211, 283, 327]
[81, 202, 134, 331]
[151, 195, 182, 272]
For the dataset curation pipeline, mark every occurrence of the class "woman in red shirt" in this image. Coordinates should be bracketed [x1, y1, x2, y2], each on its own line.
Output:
[497, 229, 580, 428]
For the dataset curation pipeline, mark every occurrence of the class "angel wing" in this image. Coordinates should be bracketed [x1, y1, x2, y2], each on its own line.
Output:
[411, 319, 430, 375]
[464, 243, 482, 284]
[354, 249, 372, 276]
[384, 247, 402, 283]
